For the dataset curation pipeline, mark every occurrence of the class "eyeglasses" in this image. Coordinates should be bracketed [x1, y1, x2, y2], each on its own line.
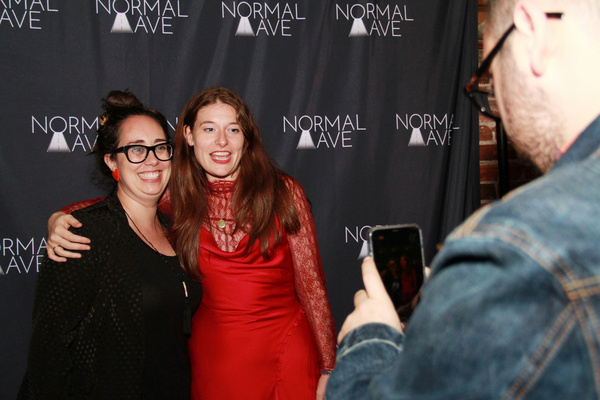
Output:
[112, 143, 174, 164]
[464, 12, 563, 119]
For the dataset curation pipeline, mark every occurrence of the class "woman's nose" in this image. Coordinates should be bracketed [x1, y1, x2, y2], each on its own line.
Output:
[216, 131, 228, 146]
[144, 148, 160, 164]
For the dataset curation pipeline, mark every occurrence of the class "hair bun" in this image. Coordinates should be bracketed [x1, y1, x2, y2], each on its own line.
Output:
[103, 90, 144, 113]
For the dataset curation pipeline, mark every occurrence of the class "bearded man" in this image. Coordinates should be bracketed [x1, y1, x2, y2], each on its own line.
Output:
[327, 0, 600, 398]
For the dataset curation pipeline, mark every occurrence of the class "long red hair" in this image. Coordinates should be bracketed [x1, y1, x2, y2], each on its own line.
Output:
[169, 87, 300, 280]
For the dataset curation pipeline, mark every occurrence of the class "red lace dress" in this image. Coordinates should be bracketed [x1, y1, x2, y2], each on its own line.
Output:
[188, 177, 336, 400]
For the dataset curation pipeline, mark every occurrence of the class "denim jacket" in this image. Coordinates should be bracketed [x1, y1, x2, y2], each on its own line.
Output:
[327, 115, 600, 399]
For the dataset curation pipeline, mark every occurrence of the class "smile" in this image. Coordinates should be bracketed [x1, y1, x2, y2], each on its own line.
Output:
[139, 171, 161, 180]
[211, 151, 232, 163]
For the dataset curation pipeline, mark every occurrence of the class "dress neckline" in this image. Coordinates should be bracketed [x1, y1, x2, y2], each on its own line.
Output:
[208, 179, 236, 193]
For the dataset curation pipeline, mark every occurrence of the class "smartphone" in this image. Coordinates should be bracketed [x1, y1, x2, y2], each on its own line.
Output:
[368, 224, 425, 321]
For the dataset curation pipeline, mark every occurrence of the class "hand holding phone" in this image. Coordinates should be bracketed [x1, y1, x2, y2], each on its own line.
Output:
[368, 224, 425, 321]
[338, 257, 404, 342]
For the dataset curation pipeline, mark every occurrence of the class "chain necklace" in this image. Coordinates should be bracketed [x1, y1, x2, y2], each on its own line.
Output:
[123, 208, 165, 254]
[123, 208, 191, 334]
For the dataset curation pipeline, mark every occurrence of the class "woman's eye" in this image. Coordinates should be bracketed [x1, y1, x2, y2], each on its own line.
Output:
[130, 146, 144, 153]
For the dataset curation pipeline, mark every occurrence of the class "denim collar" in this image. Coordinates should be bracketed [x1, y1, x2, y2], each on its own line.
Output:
[553, 114, 600, 170]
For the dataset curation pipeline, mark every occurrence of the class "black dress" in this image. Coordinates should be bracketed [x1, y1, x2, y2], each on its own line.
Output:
[18, 191, 202, 400]
[140, 246, 202, 399]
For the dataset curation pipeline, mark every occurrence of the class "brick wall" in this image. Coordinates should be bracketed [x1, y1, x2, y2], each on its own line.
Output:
[477, 2, 541, 206]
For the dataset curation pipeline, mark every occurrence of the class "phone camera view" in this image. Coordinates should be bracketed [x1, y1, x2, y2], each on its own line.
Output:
[370, 225, 424, 322]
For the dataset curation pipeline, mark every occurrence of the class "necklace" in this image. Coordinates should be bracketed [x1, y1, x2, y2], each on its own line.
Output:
[123, 209, 165, 254]
[124, 208, 191, 335]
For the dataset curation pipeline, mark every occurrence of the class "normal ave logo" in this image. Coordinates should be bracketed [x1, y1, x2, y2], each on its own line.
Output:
[221, 1, 305, 37]
[95, 0, 188, 34]
[283, 114, 366, 150]
[33, 114, 178, 153]
[396, 113, 460, 147]
[0, 0, 59, 30]
[345, 225, 374, 260]
[0, 237, 46, 276]
[33, 115, 99, 153]
[335, 3, 413, 37]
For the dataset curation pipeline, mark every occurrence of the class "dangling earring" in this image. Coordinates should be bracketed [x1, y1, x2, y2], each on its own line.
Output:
[112, 168, 120, 181]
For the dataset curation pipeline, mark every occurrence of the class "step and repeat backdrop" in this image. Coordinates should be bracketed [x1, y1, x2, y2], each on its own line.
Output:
[1, 1, 478, 397]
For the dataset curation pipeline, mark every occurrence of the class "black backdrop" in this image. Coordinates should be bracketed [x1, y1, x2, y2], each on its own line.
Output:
[0, 1, 478, 397]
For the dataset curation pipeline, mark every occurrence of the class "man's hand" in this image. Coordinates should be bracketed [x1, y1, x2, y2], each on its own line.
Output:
[338, 257, 403, 343]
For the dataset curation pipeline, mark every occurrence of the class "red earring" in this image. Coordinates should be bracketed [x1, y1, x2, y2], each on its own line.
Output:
[112, 168, 120, 181]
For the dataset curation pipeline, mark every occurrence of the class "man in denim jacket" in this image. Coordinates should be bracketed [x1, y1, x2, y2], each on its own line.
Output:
[327, 0, 600, 398]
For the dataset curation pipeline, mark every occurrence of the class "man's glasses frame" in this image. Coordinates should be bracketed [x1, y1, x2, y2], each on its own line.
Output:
[464, 12, 563, 119]
[112, 143, 174, 164]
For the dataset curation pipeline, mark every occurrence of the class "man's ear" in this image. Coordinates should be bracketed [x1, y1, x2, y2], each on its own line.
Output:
[513, 0, 552, 76]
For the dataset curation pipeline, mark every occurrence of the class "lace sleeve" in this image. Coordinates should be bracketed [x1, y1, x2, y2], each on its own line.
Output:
[59, 189, 172, 216]
[60, 197, 105, 214]
[157, 188, 172, 216]
[284, 176, 337, 372]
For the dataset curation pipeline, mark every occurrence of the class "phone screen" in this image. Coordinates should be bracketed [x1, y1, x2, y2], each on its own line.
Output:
[369, 224, 425, 321]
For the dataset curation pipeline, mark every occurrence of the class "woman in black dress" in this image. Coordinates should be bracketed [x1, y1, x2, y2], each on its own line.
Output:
[18, 90, 202, 400]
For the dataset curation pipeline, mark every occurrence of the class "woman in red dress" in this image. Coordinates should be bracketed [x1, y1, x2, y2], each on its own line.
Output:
[169, 87, 336, 399]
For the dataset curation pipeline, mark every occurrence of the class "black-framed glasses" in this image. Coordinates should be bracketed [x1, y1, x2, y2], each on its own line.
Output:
[464, 12, 563, 119]
[112, 143, 174, 164]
